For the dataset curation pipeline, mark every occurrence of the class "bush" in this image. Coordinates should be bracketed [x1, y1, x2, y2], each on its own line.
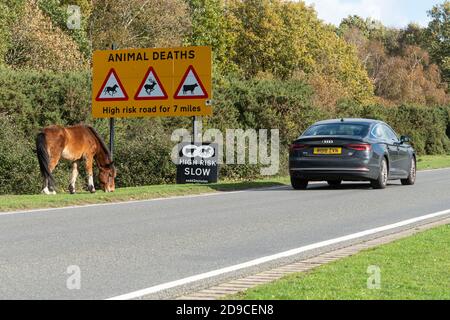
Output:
[0, 116, 40, 194]
[104, 118, 177, 187]
[0, 67, 91, 136]
[0, 68, 449, 194]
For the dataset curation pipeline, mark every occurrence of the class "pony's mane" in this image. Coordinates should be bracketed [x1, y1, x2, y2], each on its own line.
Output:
[86, 126, 112, 164]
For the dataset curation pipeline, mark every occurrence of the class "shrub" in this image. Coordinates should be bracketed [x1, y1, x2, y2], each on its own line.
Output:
[0, 116, 40, 194]
[0, 68, 449, 194]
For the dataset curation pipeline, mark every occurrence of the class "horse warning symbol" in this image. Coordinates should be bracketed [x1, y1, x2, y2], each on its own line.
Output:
[134, 67, 168, 100]
[174, 65, 208, 99]
[96, 69, 128, 101]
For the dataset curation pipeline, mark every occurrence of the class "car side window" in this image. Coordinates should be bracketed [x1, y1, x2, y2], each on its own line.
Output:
[382, 125, 399, 142]
[370, 124, 384, 139]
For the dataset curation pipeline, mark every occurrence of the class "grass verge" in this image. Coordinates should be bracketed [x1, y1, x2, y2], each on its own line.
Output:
[230, 224, 450, 300]
[0, 177, 289, 212]
[417, 155, 450, 170]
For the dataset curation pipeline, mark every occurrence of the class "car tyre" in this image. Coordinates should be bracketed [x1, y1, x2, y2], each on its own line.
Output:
[371, 158, 388, 189]
[291, 177, 308, 190]
[327, 180, 342, 187]
[401, 157, 416, 186]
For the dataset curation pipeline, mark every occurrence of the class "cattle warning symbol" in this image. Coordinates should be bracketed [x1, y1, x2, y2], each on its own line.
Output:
[134, 67, 168, 100]
[174, 65, 208, 99]
[95, 68, 128, 101]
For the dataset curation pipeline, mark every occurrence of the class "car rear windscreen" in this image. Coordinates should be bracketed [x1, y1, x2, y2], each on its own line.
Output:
[303, 123, 370, 137]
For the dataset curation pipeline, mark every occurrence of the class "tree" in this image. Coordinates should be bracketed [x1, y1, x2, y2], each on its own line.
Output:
[338, 14, 403, 55]
[338, 11, 449, 106]
[376, 46, 448, 105]
[339, 15, 372, 38]
[4, 0, 88, 71]
[38, 0, 92, 58]
[227, 0, 374, 106]
[89, 0, 191, 50]
[339, 15, 387, 41]
[425, 1, 450, 83]
[185, 0, 238, 75]
[398, 23, 426, 48]
[228, 0, 286, 78]
[0, 0, 25, 66]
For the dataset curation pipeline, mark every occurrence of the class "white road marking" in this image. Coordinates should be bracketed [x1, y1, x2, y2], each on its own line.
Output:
[107, 208, 450, 300]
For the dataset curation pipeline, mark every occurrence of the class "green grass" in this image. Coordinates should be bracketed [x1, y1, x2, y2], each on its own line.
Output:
[0, 177, 289, 212]
[417, 155, 450, 170]
[231, 224, 450, 300]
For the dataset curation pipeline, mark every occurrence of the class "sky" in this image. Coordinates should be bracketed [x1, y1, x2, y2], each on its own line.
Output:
[302, 0, 445, 28]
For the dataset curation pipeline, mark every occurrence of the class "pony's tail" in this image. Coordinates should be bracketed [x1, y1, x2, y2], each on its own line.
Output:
[36, 132, 55, 190]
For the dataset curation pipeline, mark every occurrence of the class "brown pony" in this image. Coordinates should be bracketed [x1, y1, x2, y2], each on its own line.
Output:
[36, 124, 116, 194]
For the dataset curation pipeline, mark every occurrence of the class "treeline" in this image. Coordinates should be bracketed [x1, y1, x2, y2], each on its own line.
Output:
[1, 0, 448, 106]
[338, 14, 449, 106]
[0, 0, 449, 194]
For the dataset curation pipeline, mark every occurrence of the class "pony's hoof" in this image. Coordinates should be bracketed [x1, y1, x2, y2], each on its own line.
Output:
[68, 185, 75, 194]
[88, 185, 96, 193]
[42, 187, 56, 195]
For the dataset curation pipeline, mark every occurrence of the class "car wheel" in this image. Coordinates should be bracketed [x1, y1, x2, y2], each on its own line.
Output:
[327, 180, 342, 187]
[401, 157, 416, 186]
[291, 176, 308, 190]
[371, 158, 388, 189]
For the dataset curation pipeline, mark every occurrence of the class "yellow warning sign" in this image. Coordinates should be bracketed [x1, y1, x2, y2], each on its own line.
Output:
[92, 46, 212, 118]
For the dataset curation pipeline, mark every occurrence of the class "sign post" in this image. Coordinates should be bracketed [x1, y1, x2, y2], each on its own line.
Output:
[192, 116, 202, 144]
[109, 43, 117, 160]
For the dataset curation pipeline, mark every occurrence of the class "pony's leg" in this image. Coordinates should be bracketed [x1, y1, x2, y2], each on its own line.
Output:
[85, 157, 96, 193]
[42, 177, 51, 195]
[47, 154, 61, 195]
[68, 162, 79, 194]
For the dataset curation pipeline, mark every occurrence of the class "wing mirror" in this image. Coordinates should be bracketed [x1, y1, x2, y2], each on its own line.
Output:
[400, 135, 411, 144]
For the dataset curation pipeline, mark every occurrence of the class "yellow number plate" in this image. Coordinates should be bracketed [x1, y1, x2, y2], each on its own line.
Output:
[313, 147, 342, 155]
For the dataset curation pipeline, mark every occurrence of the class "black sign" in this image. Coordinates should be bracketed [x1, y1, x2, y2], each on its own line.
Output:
[176, 143, 219, 184]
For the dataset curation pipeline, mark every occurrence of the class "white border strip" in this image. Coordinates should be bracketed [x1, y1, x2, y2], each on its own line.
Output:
[107, 208, 450, 300]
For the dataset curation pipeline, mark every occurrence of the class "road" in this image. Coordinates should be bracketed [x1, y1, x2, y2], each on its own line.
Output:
[0, 169, 449, 299]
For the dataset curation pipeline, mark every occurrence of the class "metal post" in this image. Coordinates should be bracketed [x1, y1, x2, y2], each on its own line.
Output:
[109, 43, 117, 160]
[109, 118, 115, 161]
[192, 116, 202, 144]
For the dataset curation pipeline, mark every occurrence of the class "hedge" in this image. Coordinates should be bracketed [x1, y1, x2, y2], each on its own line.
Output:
[0, 68, 449, 194]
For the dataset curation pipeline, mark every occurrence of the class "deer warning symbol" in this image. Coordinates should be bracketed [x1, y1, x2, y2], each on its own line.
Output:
[134, 67, 168, 100]
[95, 69, 128, 101]
[174, 65, 208, 99]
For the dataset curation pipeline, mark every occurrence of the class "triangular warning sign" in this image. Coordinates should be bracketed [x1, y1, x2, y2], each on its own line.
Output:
[174, 65, 208, 99]
[134, 67, 168, 100]
[95, 69, 128, 101]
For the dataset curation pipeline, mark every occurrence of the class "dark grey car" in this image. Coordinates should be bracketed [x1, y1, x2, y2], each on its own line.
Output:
[289, 119, 417, 190]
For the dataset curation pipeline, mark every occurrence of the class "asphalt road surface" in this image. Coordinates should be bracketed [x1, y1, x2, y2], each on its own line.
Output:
[0, 169, 449, 299]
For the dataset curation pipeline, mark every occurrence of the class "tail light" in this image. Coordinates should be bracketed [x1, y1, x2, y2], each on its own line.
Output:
[290, 143, 307, 152]
[347, 143, 371, 151]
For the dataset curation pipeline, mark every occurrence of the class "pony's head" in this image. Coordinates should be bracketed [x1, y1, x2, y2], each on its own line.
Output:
[99, 162, 116, 192]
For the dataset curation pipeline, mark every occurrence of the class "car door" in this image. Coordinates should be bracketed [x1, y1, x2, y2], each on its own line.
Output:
[397, 142, 411, 176]
[385, 126, 410, 176]
[371, 124, 396, 175]
[379, 125, 401, 176]
[382, 125, 408, 177]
